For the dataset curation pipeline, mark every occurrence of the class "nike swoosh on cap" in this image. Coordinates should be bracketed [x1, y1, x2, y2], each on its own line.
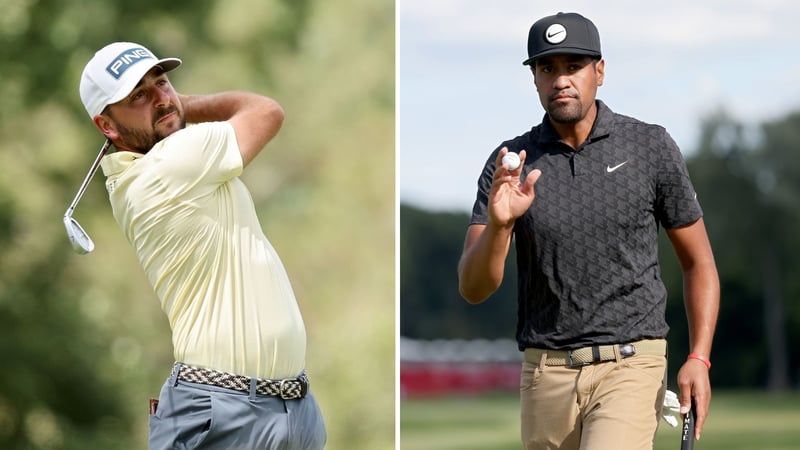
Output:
[547, 30, 565, 38]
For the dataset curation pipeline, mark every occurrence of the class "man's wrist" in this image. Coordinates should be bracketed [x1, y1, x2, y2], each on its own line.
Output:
[485, 219, 516, 238]
[687, 353, 711, 370]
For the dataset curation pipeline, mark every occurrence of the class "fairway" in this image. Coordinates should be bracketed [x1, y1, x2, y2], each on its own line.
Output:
[400, 391, 800, 450]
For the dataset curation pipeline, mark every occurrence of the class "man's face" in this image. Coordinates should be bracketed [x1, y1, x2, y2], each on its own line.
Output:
[532, 54, 604, 124]
[103, 66, 185, 153]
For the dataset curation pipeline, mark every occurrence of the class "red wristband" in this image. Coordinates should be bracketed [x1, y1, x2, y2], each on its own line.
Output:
[688, 353, 711, 370]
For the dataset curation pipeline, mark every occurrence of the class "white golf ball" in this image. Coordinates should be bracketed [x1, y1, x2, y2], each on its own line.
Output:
[501, 152, 521, 170]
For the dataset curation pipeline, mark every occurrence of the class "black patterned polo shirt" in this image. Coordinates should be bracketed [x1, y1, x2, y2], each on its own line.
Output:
[469, 100, 703, 350]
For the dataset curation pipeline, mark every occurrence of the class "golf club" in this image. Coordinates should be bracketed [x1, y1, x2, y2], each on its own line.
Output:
[680, 397, 696, 450]
[63, 139, 111, 254]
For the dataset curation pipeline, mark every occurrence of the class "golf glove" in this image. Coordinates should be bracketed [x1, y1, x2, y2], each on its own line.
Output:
[661, 390, 681, 427]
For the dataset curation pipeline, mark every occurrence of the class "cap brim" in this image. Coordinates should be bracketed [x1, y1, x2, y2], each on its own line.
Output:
[522, 48, 601, 66]
[106, 57, 182, 106]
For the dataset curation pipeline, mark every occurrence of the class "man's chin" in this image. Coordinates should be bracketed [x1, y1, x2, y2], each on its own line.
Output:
[548, 105, 582, 124]
[156, 120, 185, 141]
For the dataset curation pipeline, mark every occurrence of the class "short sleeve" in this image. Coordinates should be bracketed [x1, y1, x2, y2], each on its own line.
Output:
[149, 122, 244, 197]
[654, 130, 703, 228]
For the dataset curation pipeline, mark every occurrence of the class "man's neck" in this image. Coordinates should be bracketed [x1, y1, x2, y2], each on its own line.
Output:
[549, 102, 598, 150]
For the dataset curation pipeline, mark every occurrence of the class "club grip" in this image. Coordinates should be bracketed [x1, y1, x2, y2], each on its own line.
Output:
[680, 398, 696, 450]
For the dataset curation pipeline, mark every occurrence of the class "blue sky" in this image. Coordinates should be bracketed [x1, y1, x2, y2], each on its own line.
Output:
[398, 0, 800, 211]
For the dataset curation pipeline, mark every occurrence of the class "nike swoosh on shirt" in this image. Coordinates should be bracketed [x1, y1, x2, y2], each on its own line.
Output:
[606, 161, 628, 173]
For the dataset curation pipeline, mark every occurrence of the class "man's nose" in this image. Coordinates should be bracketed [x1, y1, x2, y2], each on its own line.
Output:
[153, 87, 170, 108]
[552, 71, 571, 90]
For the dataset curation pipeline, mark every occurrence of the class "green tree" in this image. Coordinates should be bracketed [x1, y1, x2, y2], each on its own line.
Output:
[400, 204, 518, 339]
[673, 110, 800, 390]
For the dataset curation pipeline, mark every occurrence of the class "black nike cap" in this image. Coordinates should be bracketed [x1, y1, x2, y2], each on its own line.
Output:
[522, 12, 602, 66]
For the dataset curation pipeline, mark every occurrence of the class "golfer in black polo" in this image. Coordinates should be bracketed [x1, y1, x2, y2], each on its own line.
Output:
[458, 12, 719, 450]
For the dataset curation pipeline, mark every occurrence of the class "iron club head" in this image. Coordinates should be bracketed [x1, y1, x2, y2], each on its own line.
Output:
[64, 213, 95, 254]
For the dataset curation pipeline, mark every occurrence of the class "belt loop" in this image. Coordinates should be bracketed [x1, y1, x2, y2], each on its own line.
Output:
[249, 377, 258, 401]
[612, 345, 622, 363]
[591, 345, 601, 363]
[172, 362, 183, 387]
[539, 350, 547, 372]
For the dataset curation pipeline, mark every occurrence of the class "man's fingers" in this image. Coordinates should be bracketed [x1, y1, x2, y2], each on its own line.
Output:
[677, 372, 692, 414]
[693, 392, 710, 440]
[678, 382, 692, 414]
[512, 149, 527, 173]
[494, 147, 509, 167]
[677, 360, 712, 441]
[518, 149, 528, 166]
[493, 147, 539, 197]
[492, 147, 512, 180]
[695, 409, 704, 441]
[679, 396, 691, 415]
[523, 168, 542, 193]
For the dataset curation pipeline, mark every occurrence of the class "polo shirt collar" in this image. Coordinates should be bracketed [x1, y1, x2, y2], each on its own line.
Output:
[100, 150, 144, 177]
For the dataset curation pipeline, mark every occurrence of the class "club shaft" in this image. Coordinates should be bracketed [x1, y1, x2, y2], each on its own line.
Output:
[65, 139, 111, 217]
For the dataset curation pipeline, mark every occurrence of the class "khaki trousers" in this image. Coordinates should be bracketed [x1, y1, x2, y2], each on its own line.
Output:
[520, 346, 667, 450]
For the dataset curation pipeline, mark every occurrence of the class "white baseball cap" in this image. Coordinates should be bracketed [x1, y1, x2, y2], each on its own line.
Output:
[79, 42, 181, 117]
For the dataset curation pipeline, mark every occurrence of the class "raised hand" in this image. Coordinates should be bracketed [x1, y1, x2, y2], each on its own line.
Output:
[488, 147, 542, 228]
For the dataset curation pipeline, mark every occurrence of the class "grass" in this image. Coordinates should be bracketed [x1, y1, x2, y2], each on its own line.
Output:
[400, 390, 800, 450]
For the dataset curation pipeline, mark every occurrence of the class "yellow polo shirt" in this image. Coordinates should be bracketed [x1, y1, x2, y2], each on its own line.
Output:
[100, 121, 306, 379]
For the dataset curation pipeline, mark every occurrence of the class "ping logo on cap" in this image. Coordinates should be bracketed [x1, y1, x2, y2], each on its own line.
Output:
[545, 24, 567, 44]
[105, 47, 155, 79]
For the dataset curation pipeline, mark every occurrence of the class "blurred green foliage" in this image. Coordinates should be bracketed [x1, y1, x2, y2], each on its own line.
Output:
[0, 0, 395, 448]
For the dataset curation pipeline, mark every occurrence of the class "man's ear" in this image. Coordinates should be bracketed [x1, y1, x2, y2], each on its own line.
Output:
[595, 59, 605, 87]
[530, 66, 539, 90]
[93, 114, 119, 140]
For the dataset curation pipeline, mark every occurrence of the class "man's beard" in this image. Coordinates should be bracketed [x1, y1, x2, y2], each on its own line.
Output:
[547, 100, 583, 124]
[114, 106, 185, 154]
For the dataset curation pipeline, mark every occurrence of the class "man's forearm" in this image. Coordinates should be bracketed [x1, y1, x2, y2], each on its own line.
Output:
[178, 91, 284, 167]
[457, 223, 514, 304]
[179, 92, 276, 124]
[684, 264, 720, 357]
[666, 220, 719, 358]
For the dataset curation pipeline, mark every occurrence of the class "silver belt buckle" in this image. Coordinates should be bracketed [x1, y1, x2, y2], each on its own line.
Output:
[620, 344, 636, 358]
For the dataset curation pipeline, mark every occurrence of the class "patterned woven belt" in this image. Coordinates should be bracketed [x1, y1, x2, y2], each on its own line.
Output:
[174, 363, 309, 400]
[523, 339, 667, 367]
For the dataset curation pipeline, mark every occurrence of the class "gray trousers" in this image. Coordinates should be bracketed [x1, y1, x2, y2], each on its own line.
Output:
[149, 370, 326, 449]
